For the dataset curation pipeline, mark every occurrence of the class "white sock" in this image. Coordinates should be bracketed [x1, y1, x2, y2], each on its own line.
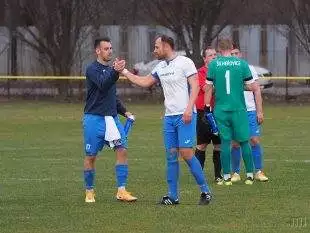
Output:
[224, 174, 231, 180]
[247, 173, 254, 179]
[118, 186, 125, 191]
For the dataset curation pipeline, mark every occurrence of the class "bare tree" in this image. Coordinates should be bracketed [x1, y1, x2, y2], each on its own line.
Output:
[140, 0, 246, 66]
[8, 0, 107, 76]
[264, 0, 310, 56]
[285, 0, 310, 56]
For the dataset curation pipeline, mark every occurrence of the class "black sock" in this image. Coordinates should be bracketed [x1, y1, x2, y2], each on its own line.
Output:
[213, 150, 222, 178]
[195, 148, 206, 169]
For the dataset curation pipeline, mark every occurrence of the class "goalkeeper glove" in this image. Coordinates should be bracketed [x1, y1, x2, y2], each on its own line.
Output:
[204, 105, 219, 135]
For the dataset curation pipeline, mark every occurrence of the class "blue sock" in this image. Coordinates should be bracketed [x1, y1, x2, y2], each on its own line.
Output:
[166, 151, 179, 200]
[231, 147, 241, 173]
[185, 156, 210, 193]
[252, 143, 262, 171]
[84, 169, 95, 190]
[115, 164, 128, 188]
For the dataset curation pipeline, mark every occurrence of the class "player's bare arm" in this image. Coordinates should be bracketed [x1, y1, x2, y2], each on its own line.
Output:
[183, 74, 199, 124]
[121, 69, 157, 88]
[246, 81, 264, 124]
[204, 83, 214, 107]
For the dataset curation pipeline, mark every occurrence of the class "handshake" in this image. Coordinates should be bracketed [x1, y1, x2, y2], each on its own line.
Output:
[204, 105, 219, 135]
[113, 58, 128, 74]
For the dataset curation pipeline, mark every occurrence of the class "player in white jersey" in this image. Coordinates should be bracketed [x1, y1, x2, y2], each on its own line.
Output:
[230, 44, 269, 182]
[121, 35, 211, 205]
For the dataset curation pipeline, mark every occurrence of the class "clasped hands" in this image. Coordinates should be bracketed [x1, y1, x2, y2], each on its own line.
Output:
[113, 58, 126, 72]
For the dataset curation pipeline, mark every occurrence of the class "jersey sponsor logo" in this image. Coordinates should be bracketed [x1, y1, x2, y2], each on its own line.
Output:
[161, 71, 175, 77]
[184, 139, 191, 144]
[216, 60, 241, 66]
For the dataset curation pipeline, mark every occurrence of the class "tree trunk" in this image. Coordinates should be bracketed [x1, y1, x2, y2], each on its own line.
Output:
[191, 26, 204, 67]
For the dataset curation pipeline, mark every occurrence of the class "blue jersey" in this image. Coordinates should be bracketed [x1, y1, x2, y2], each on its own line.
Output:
[84, 61, 121, 117]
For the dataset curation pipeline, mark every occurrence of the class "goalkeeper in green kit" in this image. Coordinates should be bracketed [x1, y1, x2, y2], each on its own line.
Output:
[204, 38, 263, 185]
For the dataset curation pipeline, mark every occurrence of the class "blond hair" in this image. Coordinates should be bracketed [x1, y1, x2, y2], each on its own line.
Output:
[217, 38, 233, 51]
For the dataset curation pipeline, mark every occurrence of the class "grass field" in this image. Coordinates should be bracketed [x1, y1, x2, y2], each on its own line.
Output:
[0, 102, 309, 233]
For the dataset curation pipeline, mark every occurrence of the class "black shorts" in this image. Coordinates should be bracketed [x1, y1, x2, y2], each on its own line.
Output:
[196, 110, 221, 145]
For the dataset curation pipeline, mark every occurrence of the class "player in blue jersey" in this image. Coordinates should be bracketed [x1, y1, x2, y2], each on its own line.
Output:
[83, 37, 137, 203]
[121, 35, 211, 205]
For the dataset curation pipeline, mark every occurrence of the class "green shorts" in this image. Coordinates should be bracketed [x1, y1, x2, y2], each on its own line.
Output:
[214, 109, 250, 142]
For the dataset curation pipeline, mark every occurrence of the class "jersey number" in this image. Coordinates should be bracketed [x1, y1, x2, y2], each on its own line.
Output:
[225, 70, 231, 94]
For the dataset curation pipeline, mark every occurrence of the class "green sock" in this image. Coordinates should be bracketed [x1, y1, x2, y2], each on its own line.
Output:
[240, 141, 254, 173]
[220, 140, 231, 175]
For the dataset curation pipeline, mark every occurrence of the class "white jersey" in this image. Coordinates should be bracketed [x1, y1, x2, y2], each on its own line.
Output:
[244, 65, 259, 111]
[151, 56, 197, 116]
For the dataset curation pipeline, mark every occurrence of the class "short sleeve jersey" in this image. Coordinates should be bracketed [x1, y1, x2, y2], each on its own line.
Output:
[151, 56, 197, 116]
[207, 56, 253, 111]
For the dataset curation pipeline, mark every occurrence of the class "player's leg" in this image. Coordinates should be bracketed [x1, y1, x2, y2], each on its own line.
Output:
[113, 116, 137, 201]
[178, 113, 211, 205]
[233, 110, 254, 185]
[247, 111, 268, 182]
[231, 141, 241, 182]
[214, 109, 233, 185]
[83, 114, 105, 203]
[160, 115, 180, 205]
[195, 110, 210, 169]
[211, 135, 223, 184]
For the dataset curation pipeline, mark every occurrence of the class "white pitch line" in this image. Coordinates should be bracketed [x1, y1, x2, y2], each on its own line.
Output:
[265, 159, 310, 163]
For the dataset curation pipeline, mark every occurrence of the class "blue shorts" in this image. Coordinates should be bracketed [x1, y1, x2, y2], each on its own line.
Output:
[247, 111, 261, 137]
[83, 114, 127, 156]
[163, 113, 197, 149]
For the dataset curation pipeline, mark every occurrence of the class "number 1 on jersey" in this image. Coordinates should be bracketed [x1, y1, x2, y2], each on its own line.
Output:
[225, 70, 231, 94]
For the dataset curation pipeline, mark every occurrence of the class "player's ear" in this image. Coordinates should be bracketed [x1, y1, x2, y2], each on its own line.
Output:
[95, 47, 100, 55]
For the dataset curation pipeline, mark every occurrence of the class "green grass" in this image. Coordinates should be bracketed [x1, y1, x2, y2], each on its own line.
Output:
[0, 102, 309, 233]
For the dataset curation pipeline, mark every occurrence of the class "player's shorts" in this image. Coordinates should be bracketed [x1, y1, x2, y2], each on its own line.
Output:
[83, 114, 127, 156]
[196, 110, 221, 145]
[163, 113, 197, 149]
[247, 110, 261, 137]
[214, 108, 250, 142]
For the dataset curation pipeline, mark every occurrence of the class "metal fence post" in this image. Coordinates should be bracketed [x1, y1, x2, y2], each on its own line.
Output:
[285, 46, 289, 101]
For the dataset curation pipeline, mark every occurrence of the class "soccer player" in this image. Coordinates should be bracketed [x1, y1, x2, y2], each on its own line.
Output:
[195, 47, 223, 185]
[121, 35, 211, 205]
[204, 38, 263, 185]
[230, 44, 268, 182]
[83, 37, 137, 203]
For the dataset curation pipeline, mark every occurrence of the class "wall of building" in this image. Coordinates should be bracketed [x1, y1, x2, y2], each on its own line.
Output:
[0, 24, 309, 76]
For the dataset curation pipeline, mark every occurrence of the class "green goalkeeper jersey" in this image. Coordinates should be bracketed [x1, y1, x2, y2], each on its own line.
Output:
[207, 56, 253, 111]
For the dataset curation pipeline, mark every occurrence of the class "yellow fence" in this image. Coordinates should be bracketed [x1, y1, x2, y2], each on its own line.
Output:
[0, 76, 309, 80]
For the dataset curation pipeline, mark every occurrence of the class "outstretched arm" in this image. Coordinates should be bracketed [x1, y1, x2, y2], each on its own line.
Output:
[121, 69, 157, 88]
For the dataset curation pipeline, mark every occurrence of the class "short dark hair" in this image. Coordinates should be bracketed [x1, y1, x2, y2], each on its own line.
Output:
[202, 46, 214, 58]
[156, 34, 175, 50]
[232, 42, 240, 50]
[94, 37, 111, 49]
